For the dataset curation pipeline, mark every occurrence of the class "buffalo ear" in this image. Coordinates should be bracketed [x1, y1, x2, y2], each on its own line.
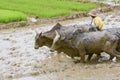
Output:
[73, 29, 83, 36]
[51, 23, 62, 31]
[56, 23, 62, 27]
[60, 36, 65, 40]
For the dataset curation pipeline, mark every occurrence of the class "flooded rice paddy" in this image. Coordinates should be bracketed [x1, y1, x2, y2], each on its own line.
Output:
[0, 1, 120, 80]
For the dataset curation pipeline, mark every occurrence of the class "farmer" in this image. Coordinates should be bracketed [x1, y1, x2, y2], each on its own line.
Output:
[88, 10, 106, 31]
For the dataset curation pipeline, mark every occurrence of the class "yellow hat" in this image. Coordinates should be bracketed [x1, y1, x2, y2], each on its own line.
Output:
[88, 10, 97, 16]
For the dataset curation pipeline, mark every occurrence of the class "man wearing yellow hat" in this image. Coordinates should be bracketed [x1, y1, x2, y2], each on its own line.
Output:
[88, 10, 106, 30]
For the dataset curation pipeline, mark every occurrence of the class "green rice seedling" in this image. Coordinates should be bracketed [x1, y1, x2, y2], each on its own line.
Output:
[0, 0, 97, 18]
[0, 10, 27, 23]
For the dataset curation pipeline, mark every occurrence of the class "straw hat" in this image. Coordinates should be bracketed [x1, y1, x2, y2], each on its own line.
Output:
[88, 10, 97, 16]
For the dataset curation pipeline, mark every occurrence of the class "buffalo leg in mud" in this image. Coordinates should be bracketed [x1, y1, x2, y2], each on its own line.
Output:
[109, 55, 114, 60]
[107, 41, 120, 60]
[116, 39, 120, 52]
[79, 50, 86, 63]
[116, 43, 120, 52]
[116, 32, 120, 52]
[86, 52, 101, 62]
[73, 59, 80, 64]
[86, 53, 93, 62]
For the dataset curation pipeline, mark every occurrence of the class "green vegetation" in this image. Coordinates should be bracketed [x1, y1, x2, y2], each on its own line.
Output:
[118, 0, 120, 3]
[0, 0, 97, 18]
[0, 10, 27, 23]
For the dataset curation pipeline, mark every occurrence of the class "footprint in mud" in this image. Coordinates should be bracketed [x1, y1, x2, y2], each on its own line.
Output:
[9, 47, 17, 51]
[2, 36, 17, 44]
[2, 38, 10, 41]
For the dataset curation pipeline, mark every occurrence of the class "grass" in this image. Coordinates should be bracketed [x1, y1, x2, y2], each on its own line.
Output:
[0, 10, 27, 23]
[118, 0, 120, 3]
[0, 0, 97, 18]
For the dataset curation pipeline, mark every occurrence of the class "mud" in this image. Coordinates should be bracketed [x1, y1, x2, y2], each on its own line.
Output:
[0, 0, 120, 80]
[0, 10, 120, 80]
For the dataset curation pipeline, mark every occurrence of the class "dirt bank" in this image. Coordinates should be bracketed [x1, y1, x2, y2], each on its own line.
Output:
[0, 1, 116, 30]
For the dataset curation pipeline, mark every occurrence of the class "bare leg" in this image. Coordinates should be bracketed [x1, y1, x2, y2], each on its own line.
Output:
[79, 51, 86, 63]
[86, 53, 93, 62]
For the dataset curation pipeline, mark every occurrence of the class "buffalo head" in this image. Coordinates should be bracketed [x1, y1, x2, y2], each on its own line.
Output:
[34, 23, 63, 49]
[34, 32, 53, 49]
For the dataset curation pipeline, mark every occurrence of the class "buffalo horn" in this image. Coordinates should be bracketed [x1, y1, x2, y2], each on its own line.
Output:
[51, 30, 60, 49]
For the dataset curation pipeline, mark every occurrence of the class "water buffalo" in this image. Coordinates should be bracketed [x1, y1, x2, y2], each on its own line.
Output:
[34, 23, 94, 49]
[34, 23, 62, 49]
[51, 28, 120, 63]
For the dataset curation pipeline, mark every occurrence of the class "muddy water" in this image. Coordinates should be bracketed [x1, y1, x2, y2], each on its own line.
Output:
[0, 5, 120, 80]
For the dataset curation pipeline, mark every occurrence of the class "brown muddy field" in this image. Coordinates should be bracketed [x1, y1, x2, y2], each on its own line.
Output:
[0, 1, 120, 80]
